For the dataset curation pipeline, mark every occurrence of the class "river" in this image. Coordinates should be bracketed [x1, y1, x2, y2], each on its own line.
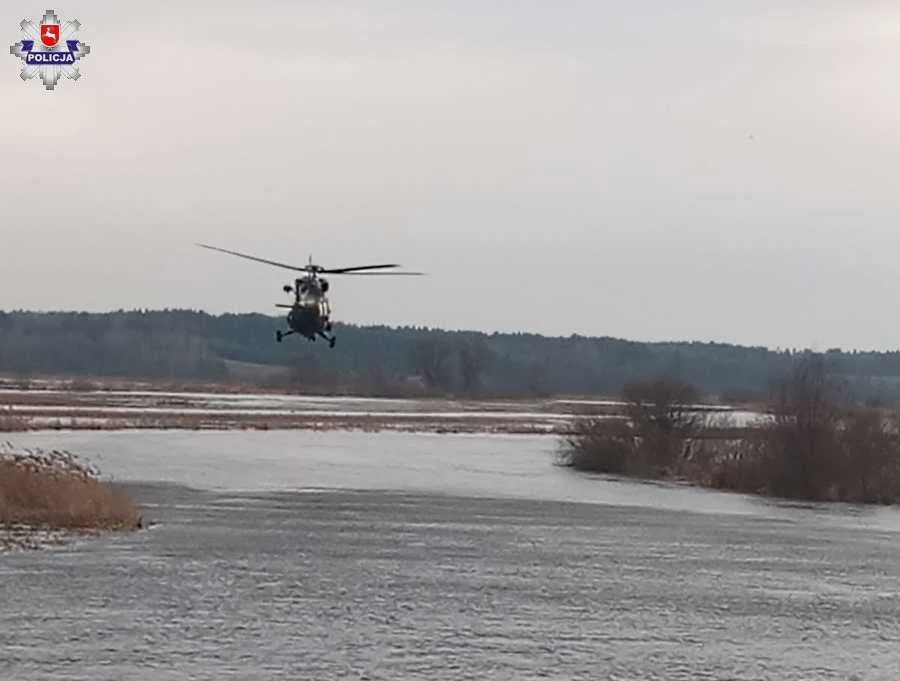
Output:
[1, 429, 899, 679]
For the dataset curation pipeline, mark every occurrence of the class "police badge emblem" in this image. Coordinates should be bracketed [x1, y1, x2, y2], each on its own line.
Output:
[9, 9, 90, 90]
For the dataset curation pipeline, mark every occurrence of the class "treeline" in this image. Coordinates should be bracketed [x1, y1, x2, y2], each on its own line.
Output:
[2, 309, 900, 402]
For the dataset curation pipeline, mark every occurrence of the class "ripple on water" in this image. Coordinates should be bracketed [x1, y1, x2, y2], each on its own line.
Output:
[1, 432, 899, 678]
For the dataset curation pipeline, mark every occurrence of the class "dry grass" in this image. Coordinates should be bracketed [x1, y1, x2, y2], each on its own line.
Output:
[0, 406, 564, 435]
[0, 410, 28, 432]
[0, 443, 141, 531]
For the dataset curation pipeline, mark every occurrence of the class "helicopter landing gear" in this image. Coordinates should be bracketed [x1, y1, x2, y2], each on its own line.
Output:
[317, 330, 336, 348]
[276, 329, 293, 343]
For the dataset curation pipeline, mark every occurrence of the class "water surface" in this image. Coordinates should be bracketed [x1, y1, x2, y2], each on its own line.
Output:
[1, 429, 899, 680]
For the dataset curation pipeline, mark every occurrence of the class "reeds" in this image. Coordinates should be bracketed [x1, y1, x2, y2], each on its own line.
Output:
[0, 442, 141, 531]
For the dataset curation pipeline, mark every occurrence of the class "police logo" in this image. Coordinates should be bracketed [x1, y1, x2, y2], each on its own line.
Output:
[9, 9, 90, 90]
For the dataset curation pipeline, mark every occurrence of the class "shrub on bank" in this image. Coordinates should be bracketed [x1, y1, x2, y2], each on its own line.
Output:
[702, 408, 900, 504]
[558, 417, 634, 474]
[559, 356, 900, 505]
[558, 377, 704, 479]
[0, 443, 141, 530]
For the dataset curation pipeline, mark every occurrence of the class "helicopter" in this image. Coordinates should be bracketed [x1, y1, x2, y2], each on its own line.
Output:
[196, 243, 423, 348]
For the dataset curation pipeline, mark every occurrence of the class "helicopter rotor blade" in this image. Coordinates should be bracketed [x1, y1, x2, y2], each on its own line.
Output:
[196, 243, 311, 273]
[332, 271, 425, 276]
[321, 264, 402, 274]
[196, 243, 424, 276]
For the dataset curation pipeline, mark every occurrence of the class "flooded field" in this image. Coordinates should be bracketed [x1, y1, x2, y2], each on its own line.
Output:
[0, 385, 766, 433]
[2, 429, 900, 679]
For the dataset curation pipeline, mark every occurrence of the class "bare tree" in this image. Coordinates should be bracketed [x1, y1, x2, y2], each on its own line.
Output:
[766, 353, 844, 500]
[836, 407, 900, 503]
[456, 337, 492, 394]
[411, 337, 455, 393]
[620, 377, 704, 476]
[709, 354, 900, 503]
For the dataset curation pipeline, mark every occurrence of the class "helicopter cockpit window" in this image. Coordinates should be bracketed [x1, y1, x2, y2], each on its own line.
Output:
[298, 290, 316, 306]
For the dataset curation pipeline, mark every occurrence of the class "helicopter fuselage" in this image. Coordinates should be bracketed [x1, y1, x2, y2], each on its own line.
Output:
[287, 298, 331, 337]
[277, 276, 335, 346]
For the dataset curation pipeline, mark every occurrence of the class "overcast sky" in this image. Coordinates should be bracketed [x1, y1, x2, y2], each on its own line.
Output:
[3, 1, 900, 350]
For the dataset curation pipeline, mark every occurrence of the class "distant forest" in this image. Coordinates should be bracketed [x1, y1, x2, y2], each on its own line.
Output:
[2, 309, 900, 404]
